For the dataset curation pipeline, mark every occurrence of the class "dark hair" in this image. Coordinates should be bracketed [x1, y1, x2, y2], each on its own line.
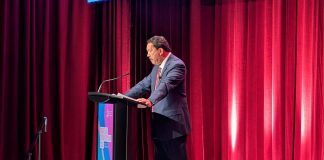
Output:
[147, 36, 172, 52]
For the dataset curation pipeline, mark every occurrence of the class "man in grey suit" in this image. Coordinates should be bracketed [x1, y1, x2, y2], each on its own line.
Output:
[125, 36, 191, 160]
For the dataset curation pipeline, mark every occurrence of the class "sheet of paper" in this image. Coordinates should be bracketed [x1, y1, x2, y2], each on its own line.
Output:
[117, 93, 147, 108]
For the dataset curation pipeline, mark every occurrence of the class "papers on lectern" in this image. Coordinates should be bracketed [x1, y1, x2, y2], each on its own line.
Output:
[116, 93, 147, 108]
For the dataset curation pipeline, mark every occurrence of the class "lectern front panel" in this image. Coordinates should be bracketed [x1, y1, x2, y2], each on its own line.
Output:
[98, 103, 114, 160]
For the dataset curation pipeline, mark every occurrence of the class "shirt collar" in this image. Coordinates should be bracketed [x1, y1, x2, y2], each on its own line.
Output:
[159, 52, 171, 72]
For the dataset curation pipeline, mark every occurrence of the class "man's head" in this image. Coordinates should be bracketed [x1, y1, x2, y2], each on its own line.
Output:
[146, 36, 171, 65]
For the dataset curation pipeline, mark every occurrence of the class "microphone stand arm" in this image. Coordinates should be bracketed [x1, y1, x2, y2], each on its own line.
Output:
[26, 117, 47, 160]
[97, 78, 118, 92]
[97, 72, 130, 92]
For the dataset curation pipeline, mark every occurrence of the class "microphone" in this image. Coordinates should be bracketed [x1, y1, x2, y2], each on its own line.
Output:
[97, 72, 130, 92]
[44, 117, 47, 132]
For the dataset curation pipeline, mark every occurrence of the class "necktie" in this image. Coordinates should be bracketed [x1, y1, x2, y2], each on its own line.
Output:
[155, 67, 161, 90]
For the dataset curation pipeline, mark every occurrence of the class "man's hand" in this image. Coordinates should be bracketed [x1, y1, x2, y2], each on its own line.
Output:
[136, 98, 153, 108]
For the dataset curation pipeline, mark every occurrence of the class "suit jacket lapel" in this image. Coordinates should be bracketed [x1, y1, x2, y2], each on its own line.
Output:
[160, 54, 173, 78]
[152, 54, 174, 91]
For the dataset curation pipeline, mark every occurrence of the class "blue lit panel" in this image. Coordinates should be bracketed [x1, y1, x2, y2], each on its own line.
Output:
[88, 0, 110, 3]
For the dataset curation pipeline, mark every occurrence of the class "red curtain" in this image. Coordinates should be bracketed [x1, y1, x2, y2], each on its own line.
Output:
[0, 0, 130, 159]
[1, 0, 323, 159]
[187, 0, 324, 159]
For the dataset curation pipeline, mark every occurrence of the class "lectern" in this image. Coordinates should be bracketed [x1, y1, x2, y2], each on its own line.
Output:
[88, 92, 145, 160]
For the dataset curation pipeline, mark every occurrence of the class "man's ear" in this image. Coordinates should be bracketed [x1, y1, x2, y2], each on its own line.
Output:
[159, 48, 164, 55]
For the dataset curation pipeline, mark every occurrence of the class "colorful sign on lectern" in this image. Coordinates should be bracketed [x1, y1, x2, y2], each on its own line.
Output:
[98, 103, 114, 160]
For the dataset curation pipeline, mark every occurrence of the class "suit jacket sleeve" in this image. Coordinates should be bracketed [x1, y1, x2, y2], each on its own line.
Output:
[124, 71, 152, 99]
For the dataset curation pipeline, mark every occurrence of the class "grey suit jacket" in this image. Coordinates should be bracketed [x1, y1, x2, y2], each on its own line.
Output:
[126, 54, 191, 141]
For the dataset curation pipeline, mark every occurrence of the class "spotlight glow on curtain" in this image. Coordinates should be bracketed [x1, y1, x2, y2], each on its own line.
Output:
[186, 0, 324, 159]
